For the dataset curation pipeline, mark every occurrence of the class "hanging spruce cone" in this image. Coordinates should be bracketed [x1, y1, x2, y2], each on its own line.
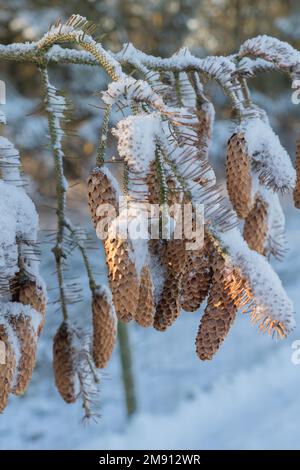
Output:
[135, 265, 155, 327]
[153, 271, 181, 331]
[294, 136, 300, 208]
[226, 133, 253, 218]
[53, 322, 78, 404]
[18, 280, 46, 336]
[92, 288, 117, 369]
[195, 101, 214, 161]
[146, 161, 160, 205]
[162, 238, 187, 275]
[104, 236, 140, 322]
[8, 314, 37, 396]
[88, 167, 119, 228]
[243, 195, 269, 255]
[195, 252, 251, 360]
[181, 247, 212, 312]
[0, 324, 17, 412]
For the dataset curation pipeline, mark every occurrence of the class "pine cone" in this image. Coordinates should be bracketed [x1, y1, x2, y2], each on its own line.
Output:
[146, 161, 160, 205]
[154, 271, 181, 331]
[147, 161, 182, 206]
[18, 280, 46, 335]
[226, 133, 253, 218]
[181, 247, 212, 312]
[0, 324, 17, 412]
[9, 314, 37, 396]
[195, 101, 214, 160]
[92, 289, 117, 369]
[195, 253, 250, 360]
[162, 238, 187, 275]
[243, 195, 269, 255]
[135, 265, 155, 327]
[88, 167, 119, 228]
[104, 236, 140, 322]
[294, 136, 300, 209]
[53, 322, 78, 404]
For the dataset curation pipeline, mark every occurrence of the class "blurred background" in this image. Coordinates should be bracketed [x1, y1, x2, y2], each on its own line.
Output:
[0, 0, 300, 450]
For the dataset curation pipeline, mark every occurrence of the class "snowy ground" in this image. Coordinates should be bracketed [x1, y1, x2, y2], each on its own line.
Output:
[0, 201, 299, 450]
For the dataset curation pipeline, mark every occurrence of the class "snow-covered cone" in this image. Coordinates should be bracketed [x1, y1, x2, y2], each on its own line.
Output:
[104, 236, 140, 322]
[294, 136, 300, 208]
[92, 287, 117, 369]
[0, 324, 17, 412]
[9, 314, 37, 396]
[241, 117, 296, 193]
[18, 280, 46, 336]
[153, 271, 181, 331]
[226, 133, 252, 218]
[181, 247, 212, 312]
[53, 322, 78, 404]
[195, 252, 251, 360]
[243, 195, 269, 255]
[135, 265, 155, 327]
[87, 167, 119, 228]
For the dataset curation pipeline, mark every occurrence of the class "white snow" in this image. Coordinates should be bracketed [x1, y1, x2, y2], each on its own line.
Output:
[102, 77, 164, 109]
[239, 35, 300, 69]
[220, 227, 296, 333]
[241, 117, 296, 191]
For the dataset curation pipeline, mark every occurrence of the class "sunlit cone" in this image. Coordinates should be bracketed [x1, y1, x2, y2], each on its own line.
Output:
[18, 280, 46, 336]
[243, 195, 269, 255]
[53, 322, 78, 404]
[153, 271, 181, 331]
[104, 236, 140, 322]
[92, 289, 117, 368]
[181, 247, 212, 312]
[135, 265, 155, 327]
[88, 167, 119, 228]
[294, 136, 300, 208]
[226, 133, 253, 218]
[9, 314, 37, 396]
[0, 324, 17, 412]
[195, 252, 252, 360]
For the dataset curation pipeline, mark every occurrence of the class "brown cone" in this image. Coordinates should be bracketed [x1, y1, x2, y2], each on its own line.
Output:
[0, 324, 17, 412]
[195, 252, 251, 360]
[146, 161, 160, 205]
[153, 271, 181, 331]
[53, 322, 78, 404]
[243, 195, 269, 255]
[92, 289, 117, 368]
[9, 314, 37, 396]
[135, 265, 155, 327]
[294, 136, 300, 209]
[88, 167, 119, 228]
[181, 247, 212, 312]
[104, 236, 140, 322]
[18, 280, 46, 335]
[195, 102, 214, 161]
[161, 238, 187, 275]
[226, 133, 253, 218]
